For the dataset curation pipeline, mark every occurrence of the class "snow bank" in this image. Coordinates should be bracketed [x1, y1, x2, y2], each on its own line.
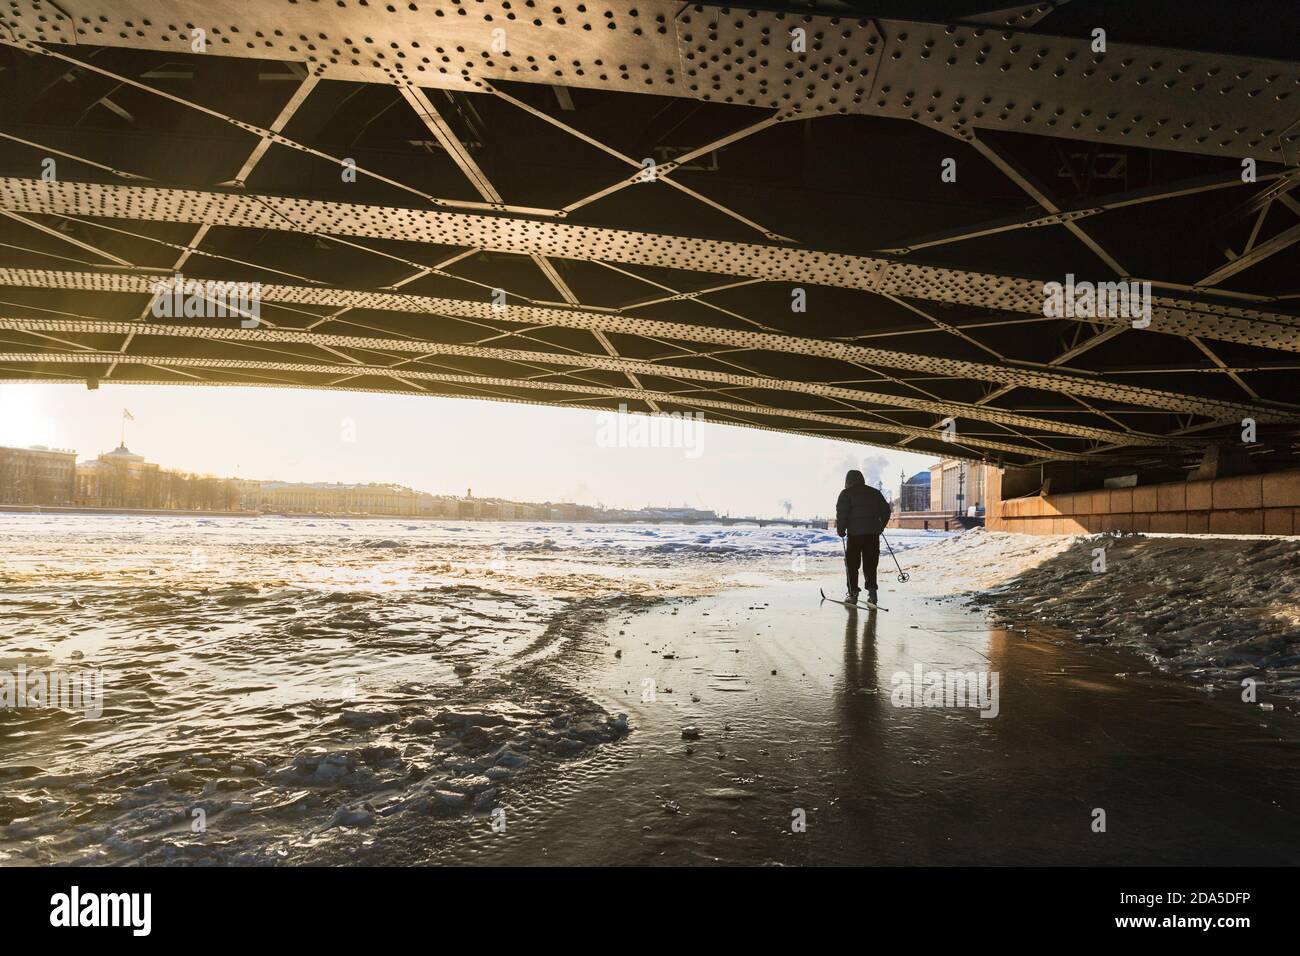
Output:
[956, 530, 1300, 704]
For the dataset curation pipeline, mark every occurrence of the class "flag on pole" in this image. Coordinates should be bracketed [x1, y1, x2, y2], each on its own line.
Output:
[123, 409, 135, 421]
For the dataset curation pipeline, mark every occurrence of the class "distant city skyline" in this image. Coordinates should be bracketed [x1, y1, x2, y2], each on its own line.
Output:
[0, 383, 939, 518]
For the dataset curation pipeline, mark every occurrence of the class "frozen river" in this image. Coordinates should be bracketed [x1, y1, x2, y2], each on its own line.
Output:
[0, 513, 938, 864]
[6, 514, 1293, 867]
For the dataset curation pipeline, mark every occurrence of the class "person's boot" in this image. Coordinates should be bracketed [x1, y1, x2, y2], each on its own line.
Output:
[868, 587, 879, 606]
[848, 587, 860, 603]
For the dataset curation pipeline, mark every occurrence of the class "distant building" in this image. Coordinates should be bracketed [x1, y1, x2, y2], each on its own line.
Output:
[0, 445, 77, 505]
[75, 444, 161, 508]
[239, 480, 435, 516]
[929, 459, 988, 515]
[13, 439, 804, 522]
[71, 444, 237, 511]
[899, 470, 932, 512]
[634, 506, 719, 522]
[507, 501, 541, 520]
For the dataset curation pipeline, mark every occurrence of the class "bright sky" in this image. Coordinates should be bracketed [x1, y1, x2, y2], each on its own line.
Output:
[0, 383, 938, 518]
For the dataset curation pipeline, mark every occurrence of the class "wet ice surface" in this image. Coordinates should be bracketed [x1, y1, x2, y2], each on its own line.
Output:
[0, 514, 939, 865]
[433, 577, 1300, 866]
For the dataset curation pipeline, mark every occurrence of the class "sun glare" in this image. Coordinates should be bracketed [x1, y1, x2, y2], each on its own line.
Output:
[0, 385, 55, 450]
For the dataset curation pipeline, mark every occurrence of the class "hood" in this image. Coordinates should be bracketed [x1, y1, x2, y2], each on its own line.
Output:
[844, 469, 866, 489]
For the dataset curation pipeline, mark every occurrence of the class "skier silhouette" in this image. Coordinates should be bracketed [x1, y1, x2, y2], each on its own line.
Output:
[836, 469, 892, 606]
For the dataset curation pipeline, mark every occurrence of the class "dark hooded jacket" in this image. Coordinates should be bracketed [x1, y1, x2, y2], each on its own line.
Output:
[836, 469, 892, 536]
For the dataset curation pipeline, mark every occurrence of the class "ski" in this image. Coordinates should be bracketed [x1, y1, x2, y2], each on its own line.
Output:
[819, 588, 888, 612]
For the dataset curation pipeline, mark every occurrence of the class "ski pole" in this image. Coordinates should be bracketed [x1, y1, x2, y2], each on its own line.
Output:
[881, 531, 910, 583]
[839, 533, 850, 593]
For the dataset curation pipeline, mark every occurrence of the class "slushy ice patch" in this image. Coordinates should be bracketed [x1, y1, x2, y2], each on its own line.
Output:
[0, 588, 646, 865]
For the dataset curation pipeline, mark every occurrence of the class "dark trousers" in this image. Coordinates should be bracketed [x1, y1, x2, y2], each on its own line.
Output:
[844, 533, 880, 592]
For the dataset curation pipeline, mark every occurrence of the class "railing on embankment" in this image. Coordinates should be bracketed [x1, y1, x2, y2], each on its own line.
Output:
[888, 511, 984, 532]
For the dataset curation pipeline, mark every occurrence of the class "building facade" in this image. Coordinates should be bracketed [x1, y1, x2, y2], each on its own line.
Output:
[233, 482, 556, 519]
[74, 444, 162, 508]
[0, 445, 77, 505]
[74, 444, 238, 510]
[929, 459, 988, 515]
[238, 480, 437, 515]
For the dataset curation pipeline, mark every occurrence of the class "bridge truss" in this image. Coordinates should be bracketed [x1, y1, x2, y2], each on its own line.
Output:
[2, 0, 1299, 473]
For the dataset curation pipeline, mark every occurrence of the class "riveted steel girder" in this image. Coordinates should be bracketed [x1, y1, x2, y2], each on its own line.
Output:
[3, 180, 1299, 354]
[0, 350, 1094, 460]
[4, 1, 1299, 162]
[0, 317, 1197, 446]
[3, 3, 1299, 472]
[0, 268, 1282, 423]
[0, 374, 1085, 461]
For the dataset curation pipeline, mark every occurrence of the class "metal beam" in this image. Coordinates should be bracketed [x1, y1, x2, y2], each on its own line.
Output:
[969, 134, 1128, 275]
[883, 167, 1300, 257]
[0, 349, 1112, 462]
[0, 210, 132, 266]
[0, 375, 1056, 463]
[4, 179, 1299, 352]
[396, 83, 658, 407]
[0, 320, 1187, 445]
[6, 2, 1298, 163]
[0, 267, 1281, 421]
[108, 71, 322, 377]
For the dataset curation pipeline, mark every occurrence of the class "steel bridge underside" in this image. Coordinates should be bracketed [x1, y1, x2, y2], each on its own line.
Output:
[2, 0, 1300, 475]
